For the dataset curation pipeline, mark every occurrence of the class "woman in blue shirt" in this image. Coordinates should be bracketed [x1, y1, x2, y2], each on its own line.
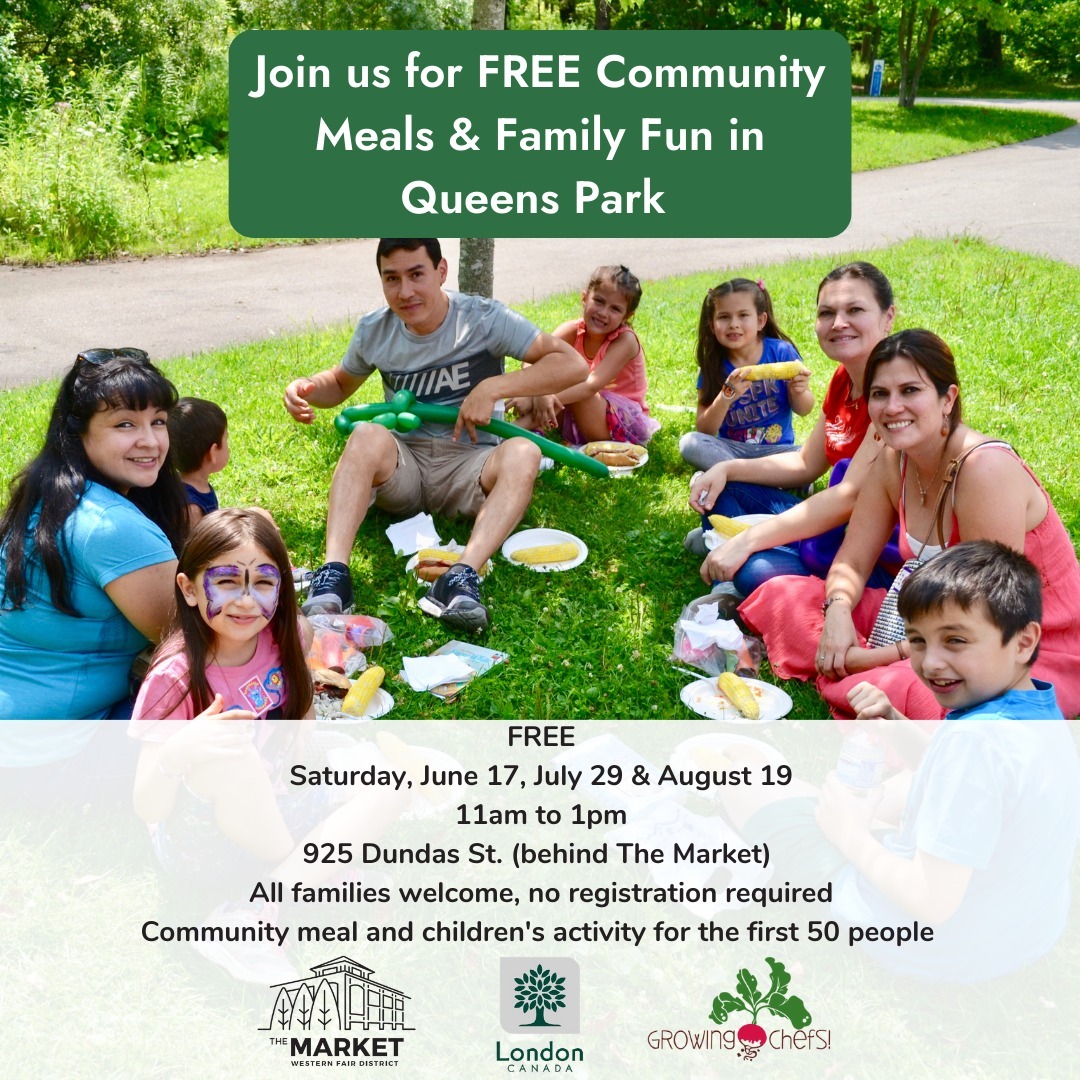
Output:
[0, 349, 188, 742]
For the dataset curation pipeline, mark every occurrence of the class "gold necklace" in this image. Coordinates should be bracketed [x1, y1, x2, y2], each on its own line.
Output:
[912, 436, 951, 505]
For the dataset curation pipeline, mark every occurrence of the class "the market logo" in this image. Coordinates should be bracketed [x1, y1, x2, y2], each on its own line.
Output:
[261, 954, 413, 1062]
[496, 958, 584, 1072]
[709, 956, 811, 1060]
[647, 957, 830, 1061]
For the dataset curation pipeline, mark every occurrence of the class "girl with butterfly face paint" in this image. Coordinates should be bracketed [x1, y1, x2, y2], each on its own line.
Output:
[132, 508, 313, 721]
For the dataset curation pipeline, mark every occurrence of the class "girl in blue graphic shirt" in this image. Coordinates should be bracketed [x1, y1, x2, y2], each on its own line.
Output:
[680, 278, 816, 472]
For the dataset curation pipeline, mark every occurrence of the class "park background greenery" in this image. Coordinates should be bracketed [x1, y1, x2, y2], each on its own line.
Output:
[1, 0, 1078, 261]
[2, 10, 1079, 1072]
[0, 237, 1076, 721]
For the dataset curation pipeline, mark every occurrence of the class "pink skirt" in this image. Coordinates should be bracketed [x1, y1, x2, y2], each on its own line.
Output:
[561, 390, 660, 447]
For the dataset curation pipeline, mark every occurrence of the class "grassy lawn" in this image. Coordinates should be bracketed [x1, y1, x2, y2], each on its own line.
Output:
[850, 98, 1073, 170]
[1, 237, 1077, 721]
[0, 102, 1072, 263]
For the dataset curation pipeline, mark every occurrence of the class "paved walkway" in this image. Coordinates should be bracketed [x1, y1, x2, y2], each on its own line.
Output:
[1, 98, 1077, 389]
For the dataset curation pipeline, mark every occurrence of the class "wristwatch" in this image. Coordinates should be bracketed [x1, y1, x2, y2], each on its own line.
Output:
[721, 384, 737, 400]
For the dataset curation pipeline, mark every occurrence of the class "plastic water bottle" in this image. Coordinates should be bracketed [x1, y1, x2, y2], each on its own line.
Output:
[836, 730, 886, 794]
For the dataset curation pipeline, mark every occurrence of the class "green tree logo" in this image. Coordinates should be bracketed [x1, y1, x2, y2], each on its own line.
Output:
[513, 964, 567, 1028]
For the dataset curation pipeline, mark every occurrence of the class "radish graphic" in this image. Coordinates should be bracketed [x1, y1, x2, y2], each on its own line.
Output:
[708, 957, 812, 1062]
[737, 1023, 768, 1051]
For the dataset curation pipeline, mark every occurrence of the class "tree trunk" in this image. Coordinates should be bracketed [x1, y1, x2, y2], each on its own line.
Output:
[595, 0, 611, 30]
[976, 22, 1003, 70]
[907, 6, 940, 105]
[462, 0, 504, 297]
[471, 0, 506, 29]
[458, 238, 495, 297]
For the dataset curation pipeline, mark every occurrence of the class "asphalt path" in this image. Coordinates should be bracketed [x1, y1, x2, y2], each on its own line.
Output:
[1, 98, 1077, 390]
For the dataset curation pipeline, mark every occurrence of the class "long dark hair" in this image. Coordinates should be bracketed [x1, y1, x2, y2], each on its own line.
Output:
[696, 278, 796, 405]
[0, 354, 189, 615]
[161, 508, 312, 719]
[864, 329, 963, 433]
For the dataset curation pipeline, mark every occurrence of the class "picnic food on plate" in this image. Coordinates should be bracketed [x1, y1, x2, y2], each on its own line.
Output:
[414, 548, 463, 582]
[583, 442, 646, 468]
[341, 665, 385, 716]
[733, 361, 809, 382]
[510, 542, 579, 565]
[310, 666, 352, 696]
[717, 672, 761, 721]
[707, 514, 752, 539]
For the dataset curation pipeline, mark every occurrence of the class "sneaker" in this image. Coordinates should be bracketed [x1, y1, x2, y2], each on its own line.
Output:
[684, 526, 710, 556]
[301, 561, 353, 616]
[292, 566, 313, 593]
[539, 456, 556, 472]
[191, 901, 299, 985]
[418, 563, 489, 633]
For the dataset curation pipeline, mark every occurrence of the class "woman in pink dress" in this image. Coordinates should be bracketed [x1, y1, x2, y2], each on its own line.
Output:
[739, 329, 1080, 719]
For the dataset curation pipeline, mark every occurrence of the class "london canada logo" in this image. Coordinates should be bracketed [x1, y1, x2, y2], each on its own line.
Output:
[709, 956, 812, 1061]
[261, 955, 413, 1061]
[497, 958, 584, 1071]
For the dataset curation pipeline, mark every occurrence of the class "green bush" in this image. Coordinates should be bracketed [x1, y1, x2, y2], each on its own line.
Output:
[0, 28, 48, 116]
[0, 96, 142, 259]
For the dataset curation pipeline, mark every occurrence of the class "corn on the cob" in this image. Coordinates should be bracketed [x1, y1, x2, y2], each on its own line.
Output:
[341, 665, 385, 716]
[737, 361, 807, 382]
[718, 672, 760, 720]
[510, 542, 579, 565]
[415, 548, 462, 564]
[707, 514, 751, 539]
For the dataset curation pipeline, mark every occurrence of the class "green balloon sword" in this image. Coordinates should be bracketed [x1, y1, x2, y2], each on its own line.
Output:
[335, 389, 613, 478]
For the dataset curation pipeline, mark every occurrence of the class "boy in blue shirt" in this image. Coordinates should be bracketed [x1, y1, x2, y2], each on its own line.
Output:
[731, 541, 1079, 981]
[167, 397, 229, 526]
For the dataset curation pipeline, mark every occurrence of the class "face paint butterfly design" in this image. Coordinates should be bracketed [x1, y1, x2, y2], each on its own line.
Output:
[202, 563, 282, 622]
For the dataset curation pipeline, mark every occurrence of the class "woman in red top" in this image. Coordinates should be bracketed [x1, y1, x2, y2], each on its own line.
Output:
[691, 262, 896, 595]
[739, 329, 1080, 719]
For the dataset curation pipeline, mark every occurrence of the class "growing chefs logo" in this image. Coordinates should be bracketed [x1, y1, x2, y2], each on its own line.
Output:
[260, 955, 413, 1063]
[496, 958, 585, 1072]
[647, 957, 831, 1061]
[709, 956, 813, 1061]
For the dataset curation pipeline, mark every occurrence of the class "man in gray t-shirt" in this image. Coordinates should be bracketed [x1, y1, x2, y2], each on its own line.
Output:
[283, 238, 586, 635]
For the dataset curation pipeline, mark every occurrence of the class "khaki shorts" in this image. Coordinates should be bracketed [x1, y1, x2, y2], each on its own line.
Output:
[372, 436, 493, 520]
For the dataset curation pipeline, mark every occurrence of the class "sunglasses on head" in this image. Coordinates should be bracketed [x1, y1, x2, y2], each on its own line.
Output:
[77, 347, 150, 366]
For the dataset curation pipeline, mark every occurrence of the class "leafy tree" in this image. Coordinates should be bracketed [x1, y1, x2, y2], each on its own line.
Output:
[513, 964, 567, 1027]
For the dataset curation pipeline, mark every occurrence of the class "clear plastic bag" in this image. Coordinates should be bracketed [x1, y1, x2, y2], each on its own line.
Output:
[306, 615, 394, 678]
[671, 593, 763, 678]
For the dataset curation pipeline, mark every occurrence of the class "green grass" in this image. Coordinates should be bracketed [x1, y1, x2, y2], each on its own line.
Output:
[850, 99, 1073, 170]
[127, 156, 306, 257]
[1, 237, 1077, 721]
[0, 102, 1072, 263]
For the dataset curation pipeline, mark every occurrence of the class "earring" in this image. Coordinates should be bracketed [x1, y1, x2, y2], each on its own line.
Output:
[873, 429, 882, 442]
[941, 416, 950, 437]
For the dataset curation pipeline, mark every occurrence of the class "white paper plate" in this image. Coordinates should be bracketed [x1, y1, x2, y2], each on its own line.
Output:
[679, 677, 792, 724]
[580, 441, 649, 478]
[316, 687, 394, 725]
[703, 514, 775, 551]
[502, 528, 587, 572]
[670, 733, 788, 786]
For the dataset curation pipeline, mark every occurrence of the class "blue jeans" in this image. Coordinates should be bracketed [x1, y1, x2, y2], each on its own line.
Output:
[706, 481, 895, 596]
[711, 481, 801, 519]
